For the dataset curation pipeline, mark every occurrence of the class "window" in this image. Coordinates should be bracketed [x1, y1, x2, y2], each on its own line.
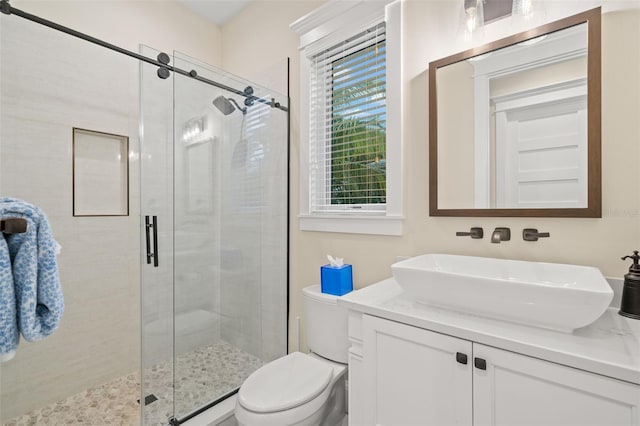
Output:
[310, 23, 387, 213]
[293, 0, 402, 235]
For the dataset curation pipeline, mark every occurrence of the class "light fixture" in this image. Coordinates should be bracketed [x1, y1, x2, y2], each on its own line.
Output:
[182, 118, 203, 144]
[182, 114, 215, 146]
[461, 0, 485, 40]
[512, 0, 535, 19]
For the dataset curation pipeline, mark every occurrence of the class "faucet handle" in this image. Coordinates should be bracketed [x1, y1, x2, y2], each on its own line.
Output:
[491, 227, 511, 243]
[456, 227, 483, 239]
[523, 228, 550, 241]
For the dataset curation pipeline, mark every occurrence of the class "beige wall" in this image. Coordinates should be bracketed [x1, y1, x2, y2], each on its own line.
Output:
[221, 1, 640, 354]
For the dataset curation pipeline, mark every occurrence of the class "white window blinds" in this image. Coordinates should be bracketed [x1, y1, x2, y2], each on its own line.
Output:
[309, 22, 386, 213]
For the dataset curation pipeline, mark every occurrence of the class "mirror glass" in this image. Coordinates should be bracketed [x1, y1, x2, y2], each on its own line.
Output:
[430, 9, 600, 217]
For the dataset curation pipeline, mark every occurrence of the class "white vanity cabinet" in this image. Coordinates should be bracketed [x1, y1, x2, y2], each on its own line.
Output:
[361, 314, 472, 426]
[473, 343, 640, 426]
[353, 313, 640, 426]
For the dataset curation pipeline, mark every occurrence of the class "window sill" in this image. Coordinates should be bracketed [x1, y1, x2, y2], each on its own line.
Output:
[299, 214, 403, 236]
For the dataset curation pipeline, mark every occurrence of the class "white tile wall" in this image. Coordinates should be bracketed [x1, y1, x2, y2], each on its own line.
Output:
[0, 16, 140, 421]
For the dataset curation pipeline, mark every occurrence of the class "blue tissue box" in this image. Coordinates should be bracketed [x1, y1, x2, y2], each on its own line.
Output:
[321, 264, 353, 296]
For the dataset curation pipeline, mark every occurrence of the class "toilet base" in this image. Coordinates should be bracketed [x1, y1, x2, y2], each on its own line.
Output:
[321, 375, 346, 426]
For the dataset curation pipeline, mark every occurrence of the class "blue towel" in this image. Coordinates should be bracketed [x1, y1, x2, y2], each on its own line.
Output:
[0, 232, 18, 360]
[0, 198, 63, 347]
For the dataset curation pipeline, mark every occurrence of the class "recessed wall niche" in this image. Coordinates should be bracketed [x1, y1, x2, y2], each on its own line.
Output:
[73, 128, 129, 216]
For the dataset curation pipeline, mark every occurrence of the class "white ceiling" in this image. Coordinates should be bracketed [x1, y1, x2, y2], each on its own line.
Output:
[176, 0, 253, 26]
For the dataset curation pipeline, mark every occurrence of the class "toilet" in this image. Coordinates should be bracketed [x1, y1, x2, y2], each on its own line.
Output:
[235, 285, 349, 426]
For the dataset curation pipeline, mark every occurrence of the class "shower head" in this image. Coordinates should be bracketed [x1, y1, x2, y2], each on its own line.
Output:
[213, 96, 235, 115]
[212, 96, 247, 115]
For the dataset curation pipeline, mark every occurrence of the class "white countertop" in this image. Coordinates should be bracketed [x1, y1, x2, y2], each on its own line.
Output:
[340, 278, 640, 385]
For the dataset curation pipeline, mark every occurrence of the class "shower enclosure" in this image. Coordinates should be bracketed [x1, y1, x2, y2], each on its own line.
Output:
[0, 6, 287, 421]
[139, 48, 288, 424]
[0, 1, 288, 426]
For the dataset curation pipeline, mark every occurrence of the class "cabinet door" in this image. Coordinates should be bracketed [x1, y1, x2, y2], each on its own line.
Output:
[473, 343, 640, 426]
[362, 315, 472, 426]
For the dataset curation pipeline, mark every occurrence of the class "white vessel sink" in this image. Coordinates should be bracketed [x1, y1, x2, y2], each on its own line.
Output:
[391, 254, 613, 332]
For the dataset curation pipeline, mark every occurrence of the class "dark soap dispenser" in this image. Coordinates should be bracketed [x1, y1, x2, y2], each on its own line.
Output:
[620, 250, 640, 319]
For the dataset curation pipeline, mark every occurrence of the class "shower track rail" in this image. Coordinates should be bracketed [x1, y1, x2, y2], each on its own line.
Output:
[0, 0, 289, 112]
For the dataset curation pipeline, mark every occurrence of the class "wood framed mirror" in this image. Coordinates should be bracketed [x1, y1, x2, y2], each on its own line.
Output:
[429, 8, 601, 217]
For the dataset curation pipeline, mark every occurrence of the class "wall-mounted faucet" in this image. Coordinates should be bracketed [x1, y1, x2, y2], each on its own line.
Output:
[456, 227, 483, 239]
[523, 228, 550, 241]
[491, 227, 511, 243]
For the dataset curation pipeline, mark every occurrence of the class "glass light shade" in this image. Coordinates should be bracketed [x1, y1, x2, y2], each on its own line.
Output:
[461, 0, 485, 40]
[513, 0, 535, 18]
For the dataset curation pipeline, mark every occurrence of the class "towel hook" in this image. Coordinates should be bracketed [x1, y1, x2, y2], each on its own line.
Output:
[1, 218, 27, 234]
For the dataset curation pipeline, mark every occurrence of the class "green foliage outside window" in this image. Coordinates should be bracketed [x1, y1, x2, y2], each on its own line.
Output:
[330, 115, 386, 205]
[330, 41, 386, 206]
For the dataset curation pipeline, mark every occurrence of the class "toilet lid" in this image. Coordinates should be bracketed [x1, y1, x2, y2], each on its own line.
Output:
[238, 352, 333, 413]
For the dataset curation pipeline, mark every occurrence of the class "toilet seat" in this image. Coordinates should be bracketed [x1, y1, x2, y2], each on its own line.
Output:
[238, 352, 333, 413]
[235, 284, 349, 426]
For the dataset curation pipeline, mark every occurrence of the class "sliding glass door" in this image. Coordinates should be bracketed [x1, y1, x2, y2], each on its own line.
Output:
[140, 49, 288, 424]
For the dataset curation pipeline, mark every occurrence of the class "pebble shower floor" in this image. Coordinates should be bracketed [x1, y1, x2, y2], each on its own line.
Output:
[3, 341, 263, 426]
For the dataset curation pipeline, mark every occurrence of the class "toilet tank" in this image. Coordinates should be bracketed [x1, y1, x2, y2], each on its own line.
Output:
[303, 285, 349, 364]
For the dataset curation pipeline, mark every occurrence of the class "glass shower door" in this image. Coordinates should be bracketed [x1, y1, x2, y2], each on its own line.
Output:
[140, 45, 175, 425]
[171, 52, 288, 421]
[141, 49, 288, 424]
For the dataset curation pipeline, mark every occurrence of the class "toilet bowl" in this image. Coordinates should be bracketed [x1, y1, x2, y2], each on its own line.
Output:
[235, 352, 346, 426]
[235, 285, 349, 426]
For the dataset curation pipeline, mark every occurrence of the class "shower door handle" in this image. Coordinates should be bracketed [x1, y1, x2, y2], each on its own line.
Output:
[145, 215, 159, 267]
[145, 215, 152, 264]
[152, 216, 159, 267]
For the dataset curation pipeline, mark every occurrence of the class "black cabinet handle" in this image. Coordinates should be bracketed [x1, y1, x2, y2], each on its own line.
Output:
[456, 352, 468, 365]
[474, 357, 487, 370]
